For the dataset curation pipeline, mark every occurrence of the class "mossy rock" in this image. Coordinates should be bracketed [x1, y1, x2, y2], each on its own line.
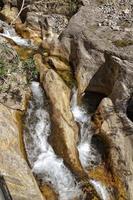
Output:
[113, 39, 133, 47]
[22, 58, 39, 83]
[30, 0, 83, 18]
[57, 69, 76, 88]
[0, 42, 38, 109]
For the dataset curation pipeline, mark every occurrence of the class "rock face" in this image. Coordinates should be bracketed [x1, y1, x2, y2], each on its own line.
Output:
[59, 1, 133, 199]
[39, 66, 84, 177]
[0, 103, 44, 200]
[60, 0, 133, 97]
[96, 98, 133, 200]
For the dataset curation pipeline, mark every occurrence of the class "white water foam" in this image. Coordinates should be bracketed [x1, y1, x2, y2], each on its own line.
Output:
[0, 20, 33, 47]
[24, 82, 82, 200]
[71, 88, 97, 168]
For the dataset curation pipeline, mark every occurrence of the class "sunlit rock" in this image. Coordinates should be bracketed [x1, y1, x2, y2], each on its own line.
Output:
[95, 98, 132, 199]
[42, 69, 84, 177]
[0, 4, 21, 24]
[0, 103, 44, 200]
[23, 82, 83, 200]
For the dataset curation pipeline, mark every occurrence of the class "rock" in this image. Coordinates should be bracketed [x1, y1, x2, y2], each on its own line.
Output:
[23, 0, 82, 38]
[60, 1, 133, 97]
[0, 42, 38, 110]
[45, 56, 70, 71]
[0, 4, 21, 24]
[96, 98, 133, 200]
[34, 50, 85, 177]
[59, 2, 133, 199]
[0, 103, 44, 200]
[41, 68, 85, 177]
[40, 185, 57, 200]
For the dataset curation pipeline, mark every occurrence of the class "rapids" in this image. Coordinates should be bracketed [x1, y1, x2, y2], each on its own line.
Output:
[24, 82, 82, 200]
[24, 83, 110, 200]
[71, 88, 109, 200]
[70, 88, 102, 168]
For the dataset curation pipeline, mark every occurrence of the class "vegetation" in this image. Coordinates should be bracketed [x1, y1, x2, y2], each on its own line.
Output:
[0, 60, 7, 77]
[22, 58, 39, 83]
[57, 69, 76, 88]
[113, 39, 133, 47]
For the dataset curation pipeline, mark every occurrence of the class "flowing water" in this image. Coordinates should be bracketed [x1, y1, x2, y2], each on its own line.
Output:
[70, 88, 110, 200]
[70, 88, 102, 168]
[24, 82, 110, 200]
[24, 82, 82, 200]
[0, 19, 33, 47]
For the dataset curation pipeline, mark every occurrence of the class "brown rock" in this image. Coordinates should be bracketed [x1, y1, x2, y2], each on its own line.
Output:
[0, 4, 21, 24]
[40, 185, 58, 200]
[97, 98, 133, 200]
[0, 103, 45, 200]
[60, 1, 133, 97]
[41, 68, 85, 177]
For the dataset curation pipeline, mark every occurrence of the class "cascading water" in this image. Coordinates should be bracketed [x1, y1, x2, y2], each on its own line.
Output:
[23, 82, 82, 200]
[70, 88, 109, 200]
[70, 88, 101, 168]
[0, 20, 33, 47]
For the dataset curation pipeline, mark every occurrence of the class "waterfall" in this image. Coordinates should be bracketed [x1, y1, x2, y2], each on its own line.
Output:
[71, 88, 101, 168]
[71, 88, 109, 200]
[24, 82, 82, 200]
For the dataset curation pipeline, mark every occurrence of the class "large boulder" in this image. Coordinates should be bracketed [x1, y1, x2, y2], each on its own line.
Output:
[41, 68, 85, 177]
[0, 103, 44, 200]
[34, 51, 85, 177]
[60, 0, 133, 97]
[94, 98, 133, 200]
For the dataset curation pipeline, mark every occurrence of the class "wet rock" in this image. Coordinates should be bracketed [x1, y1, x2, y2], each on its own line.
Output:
[41, 69, 84, 177]
[40, 185, 57, 200]
[0, 103, 44, 200]
[34, 52, 86, 177]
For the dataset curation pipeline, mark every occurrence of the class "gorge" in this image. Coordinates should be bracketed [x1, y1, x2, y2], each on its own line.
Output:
[0, 0, 133, 200]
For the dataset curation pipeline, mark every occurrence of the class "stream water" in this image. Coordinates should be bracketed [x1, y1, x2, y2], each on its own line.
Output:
[70, 88, 110, 200]
[24, 82, 82, 200]
[70, 88, 102, 169]
[24, 82, 109, 200]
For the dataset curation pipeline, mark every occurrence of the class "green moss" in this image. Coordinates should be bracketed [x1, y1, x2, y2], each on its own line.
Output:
[96, 0, 116, 4]
[22, 58, 39, 83]
[113, 39, 133, 47]
[0, 60, 7, 77]
[57, 70, 76, 88]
